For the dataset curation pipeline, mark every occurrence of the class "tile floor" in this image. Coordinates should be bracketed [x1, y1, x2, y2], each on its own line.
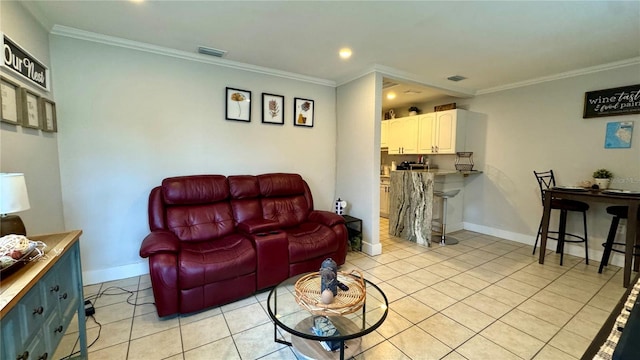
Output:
[56, 219, 628, 359]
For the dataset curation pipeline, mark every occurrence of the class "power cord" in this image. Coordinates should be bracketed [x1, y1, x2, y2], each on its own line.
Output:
[58, 285, 156, 360]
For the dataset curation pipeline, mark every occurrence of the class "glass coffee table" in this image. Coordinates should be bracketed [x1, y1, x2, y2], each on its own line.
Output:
[267, 272, 388, 360]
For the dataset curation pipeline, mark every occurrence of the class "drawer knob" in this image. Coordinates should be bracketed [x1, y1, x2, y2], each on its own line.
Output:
[16, 351, 29, 360]
[59, 292, 68, 300]
[54, 325, 64, 333]
[33, 306, 44, 315]
[38, 353, 48, 360]
[50, 285, 59, 292]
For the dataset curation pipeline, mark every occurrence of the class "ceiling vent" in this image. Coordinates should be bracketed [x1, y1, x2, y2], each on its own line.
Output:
[403, 89, 423, 95]
[197, 46, 227, 58]
[447, 75, 467, 82]
[382, 79, 399, 89]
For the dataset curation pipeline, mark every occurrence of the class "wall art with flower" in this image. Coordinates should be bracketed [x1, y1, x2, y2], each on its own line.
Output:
[294, 97, 314, 128]
[226, 87, 251, 122]
[262, 93, 284, 125]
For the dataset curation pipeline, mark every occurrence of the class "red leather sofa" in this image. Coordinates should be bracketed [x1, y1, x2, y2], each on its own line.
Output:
[139, 173, 348, 317]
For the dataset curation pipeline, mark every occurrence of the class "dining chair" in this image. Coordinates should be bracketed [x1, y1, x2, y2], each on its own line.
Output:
[599, 206, 640, 273]
[533, 170, 590, 265]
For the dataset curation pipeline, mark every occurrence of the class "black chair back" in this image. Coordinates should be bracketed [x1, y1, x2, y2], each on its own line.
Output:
[533, 170, 556, 206]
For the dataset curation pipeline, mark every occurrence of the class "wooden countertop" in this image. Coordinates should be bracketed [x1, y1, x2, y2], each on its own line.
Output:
[0, 230, 82, 318]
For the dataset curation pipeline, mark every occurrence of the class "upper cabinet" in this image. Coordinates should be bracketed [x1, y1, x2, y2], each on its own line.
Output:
[384, 109, 468, 154]
[387, 116, 419, 154]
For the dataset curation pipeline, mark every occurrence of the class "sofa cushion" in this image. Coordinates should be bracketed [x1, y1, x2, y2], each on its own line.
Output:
[166, 202, 235, 241]
[162, 175, 229, 205]
[262, 197, 309, 227]
[178, 233, 256, 289]
[258, 173, 305, 197]
[287, 223, 338, 263]
[229, 175, 260, 199]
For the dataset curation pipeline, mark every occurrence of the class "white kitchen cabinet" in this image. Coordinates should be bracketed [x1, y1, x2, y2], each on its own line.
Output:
[388, 116, 418, 154]
[432, 109, 467, 154]
[417, 113, 436, 153]
[381, 120, 389, 148]
[380, 177, 390, 218]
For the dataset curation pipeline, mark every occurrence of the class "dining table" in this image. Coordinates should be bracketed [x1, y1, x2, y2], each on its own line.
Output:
[538, 187, 640, 287]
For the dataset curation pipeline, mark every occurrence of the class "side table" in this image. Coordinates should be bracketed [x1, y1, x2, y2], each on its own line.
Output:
[342, 215, 362, 251]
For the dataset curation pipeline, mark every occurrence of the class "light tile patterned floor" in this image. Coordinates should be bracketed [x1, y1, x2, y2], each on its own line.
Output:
[56, 219, 627, 359]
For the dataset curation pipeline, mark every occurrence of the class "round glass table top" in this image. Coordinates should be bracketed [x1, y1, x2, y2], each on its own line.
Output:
[266, 272, 389, 342]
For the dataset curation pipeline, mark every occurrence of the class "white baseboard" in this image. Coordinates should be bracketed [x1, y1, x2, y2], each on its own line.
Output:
[362, 241, 382, 256]
[82, 261, 149, 286]
[462, 222, 625, 268]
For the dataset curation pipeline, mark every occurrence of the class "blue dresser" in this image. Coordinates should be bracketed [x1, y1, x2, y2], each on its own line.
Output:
[1, 231, 87, 360]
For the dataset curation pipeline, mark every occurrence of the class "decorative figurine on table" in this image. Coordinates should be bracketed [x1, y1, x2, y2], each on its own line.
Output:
[320, 258, 338, 296]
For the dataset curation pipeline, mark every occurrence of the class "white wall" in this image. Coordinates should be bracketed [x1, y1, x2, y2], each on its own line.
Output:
[0, 1, 65, 235]
[336, 72, 382, 255]
[49, 35, 337, 284]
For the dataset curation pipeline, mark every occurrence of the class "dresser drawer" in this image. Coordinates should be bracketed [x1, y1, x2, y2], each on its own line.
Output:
[17, 282, 46, 342]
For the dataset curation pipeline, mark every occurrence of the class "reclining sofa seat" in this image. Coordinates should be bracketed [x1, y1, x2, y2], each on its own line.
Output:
[140, 175, 257, 317]
[140, 173, 348, 317]
[229, 173, 348, 276]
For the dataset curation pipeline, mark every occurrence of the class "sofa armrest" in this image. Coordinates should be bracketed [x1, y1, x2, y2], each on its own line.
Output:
[140, 231, 180, 258]
[308, 210, 345, 227]
[237, 219, 280, 234]
[249, 231, 289, 289]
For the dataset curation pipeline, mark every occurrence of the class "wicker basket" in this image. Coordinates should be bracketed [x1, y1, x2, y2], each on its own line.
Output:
[294, 270, 366, 316]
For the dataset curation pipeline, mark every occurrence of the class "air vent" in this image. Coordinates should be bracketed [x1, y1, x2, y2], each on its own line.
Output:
[403, 89, 423, 95]
[197, 46, 227, 58]
[447, 75, 467, 82]
[382, 79, 399, 89]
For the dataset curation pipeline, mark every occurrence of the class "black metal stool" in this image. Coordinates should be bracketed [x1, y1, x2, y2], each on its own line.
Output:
[599, 206, 640, 273]
[533, 170, 590, 265]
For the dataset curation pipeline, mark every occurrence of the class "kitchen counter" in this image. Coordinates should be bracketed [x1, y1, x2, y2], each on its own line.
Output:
[388, 171, 435, 246]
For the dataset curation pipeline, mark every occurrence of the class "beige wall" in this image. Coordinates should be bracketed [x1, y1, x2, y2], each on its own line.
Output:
[0, 1, 65, 235]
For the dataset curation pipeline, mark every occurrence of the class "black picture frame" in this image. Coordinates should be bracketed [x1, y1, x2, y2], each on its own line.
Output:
[262, 93, 284, 125]
[583, 84, 640, 118]
[226, 87, 251, 122]
[293, 97, 314, 127]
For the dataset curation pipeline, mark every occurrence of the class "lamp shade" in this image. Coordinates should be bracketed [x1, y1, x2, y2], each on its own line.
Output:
[0, 173, 31, 214]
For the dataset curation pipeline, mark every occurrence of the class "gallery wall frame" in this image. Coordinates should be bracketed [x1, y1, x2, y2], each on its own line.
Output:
[293, 97, 314, 128]
[226, 87, 251, 122]
[20, 88, 41, 129]
[262, 93, 284, 125]
[583, 84, 640, 118]
[40, 98, 57, 132]
[0, 76, 22, 125]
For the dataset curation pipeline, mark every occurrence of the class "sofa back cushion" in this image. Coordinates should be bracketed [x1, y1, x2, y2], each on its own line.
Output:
[228, 175, 263, 223]
[160, 175, 235, 241]
[258, 173, 312, 228]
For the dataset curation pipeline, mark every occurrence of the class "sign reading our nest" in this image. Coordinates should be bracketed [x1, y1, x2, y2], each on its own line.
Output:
[2, 34, 49, 90]
[583, 84, 640, 118]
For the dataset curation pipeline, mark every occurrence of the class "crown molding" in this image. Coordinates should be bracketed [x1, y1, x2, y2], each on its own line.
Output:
[50, 25, 336, 87]
[477, 57, 640, 95]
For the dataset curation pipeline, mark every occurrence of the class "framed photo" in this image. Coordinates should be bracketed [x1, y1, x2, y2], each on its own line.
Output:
[40, 98, 57, 132]
[21, 88, 41, 129]
[0, 76, 22, 125]
[226, 87, 251, 122]
[262, 93, 284, 125]
[294, 97, 314, 127]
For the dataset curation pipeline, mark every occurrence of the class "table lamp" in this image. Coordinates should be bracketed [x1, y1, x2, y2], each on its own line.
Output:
[0, 173, 31, 237]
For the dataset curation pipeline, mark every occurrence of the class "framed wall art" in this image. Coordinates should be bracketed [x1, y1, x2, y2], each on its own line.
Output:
[40, 98, 57, 132]
[293, 97, 314, 128]
[0, 76, 22, 125]
[226, 87, 251, 122]
[262, 93, 284, 125]
[20, 88, 41, 129]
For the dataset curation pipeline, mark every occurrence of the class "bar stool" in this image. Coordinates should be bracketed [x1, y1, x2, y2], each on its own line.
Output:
[433, 189, 460, 245]
[533, 170, 589, 265]
[599, 206, 640, 273]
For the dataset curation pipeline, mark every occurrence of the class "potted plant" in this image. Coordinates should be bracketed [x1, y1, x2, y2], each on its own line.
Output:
[408, 106, 420, 116]
[592, 168, 613, 189]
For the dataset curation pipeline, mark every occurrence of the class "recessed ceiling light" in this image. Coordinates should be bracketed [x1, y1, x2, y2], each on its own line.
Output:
[386, 92, 396, 100]
[339, 48, 352, 59]
[130, 0, 145, 3]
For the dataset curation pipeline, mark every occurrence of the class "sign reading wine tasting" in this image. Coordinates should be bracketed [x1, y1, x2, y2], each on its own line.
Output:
[2, 34, 49, 90]
[583, 84, 640, 118]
